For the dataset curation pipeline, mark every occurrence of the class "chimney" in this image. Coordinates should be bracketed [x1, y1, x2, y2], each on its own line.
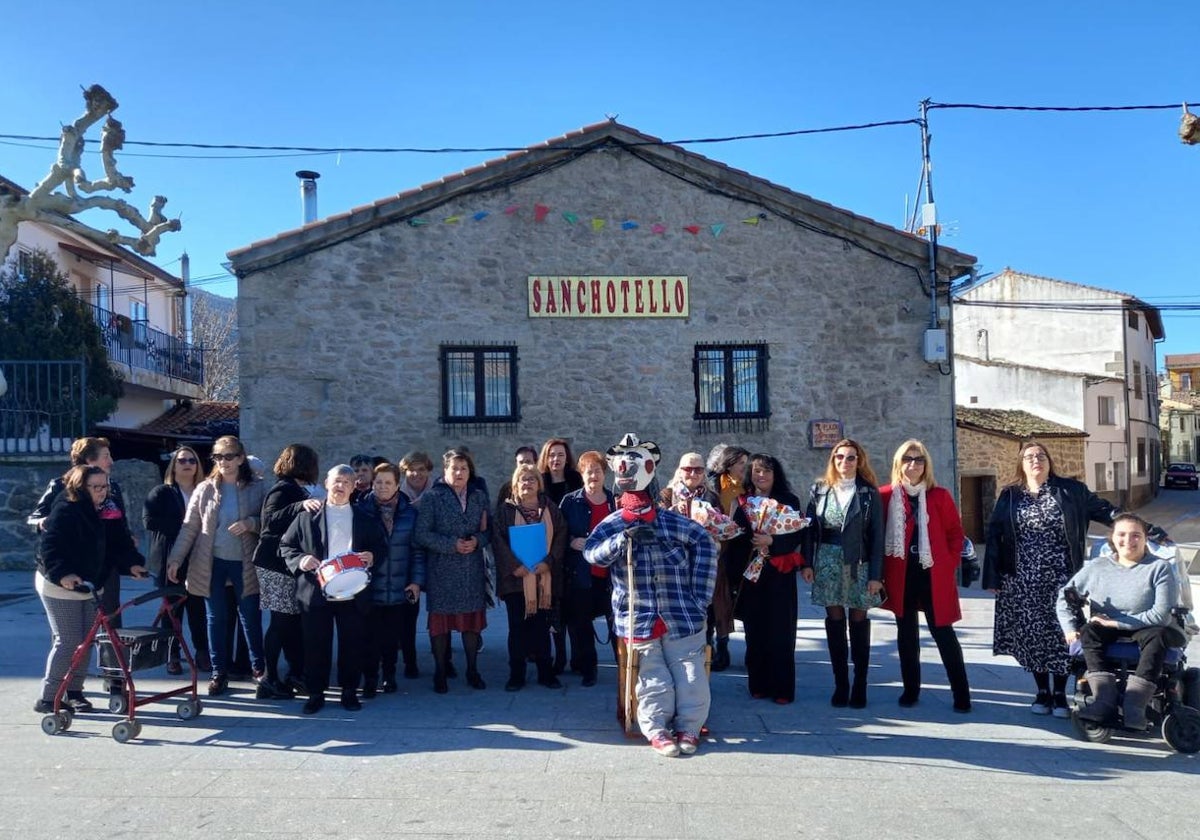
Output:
[296, 170, 321, 224]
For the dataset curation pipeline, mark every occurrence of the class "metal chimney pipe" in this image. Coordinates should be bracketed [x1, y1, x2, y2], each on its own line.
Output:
[296, 170, 321, 224]
[181, 251, 193, 344]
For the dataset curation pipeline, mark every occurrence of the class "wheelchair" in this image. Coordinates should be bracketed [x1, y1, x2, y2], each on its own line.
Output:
[1065, 586, 1200, 753]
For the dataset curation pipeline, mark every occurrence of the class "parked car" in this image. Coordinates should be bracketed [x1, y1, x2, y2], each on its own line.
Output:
[1164, 463, 1199, 490]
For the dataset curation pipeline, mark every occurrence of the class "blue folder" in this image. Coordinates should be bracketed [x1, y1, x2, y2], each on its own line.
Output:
[509, 521, 547, 571]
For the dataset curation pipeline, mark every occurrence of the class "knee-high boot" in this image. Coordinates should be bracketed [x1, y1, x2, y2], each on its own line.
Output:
[462, 631, 486, 690]
[848, 619, 871, 709]
[431, 634, 450, 694]
[825, 618, 849, 707]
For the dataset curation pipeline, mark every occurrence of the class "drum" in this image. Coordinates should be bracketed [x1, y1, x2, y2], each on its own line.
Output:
[316, 552, 369, 601]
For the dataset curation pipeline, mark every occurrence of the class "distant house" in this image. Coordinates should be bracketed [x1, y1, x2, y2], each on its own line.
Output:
[227, 121, 976, 486]
[956, 406, 1087, 542]
[954, 268, 1164, 508]
[0, 173, 205, 456]
[1160, 353, 1200, 465]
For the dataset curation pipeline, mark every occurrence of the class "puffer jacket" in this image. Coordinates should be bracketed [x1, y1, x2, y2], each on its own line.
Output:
[357, 491, 427, 605]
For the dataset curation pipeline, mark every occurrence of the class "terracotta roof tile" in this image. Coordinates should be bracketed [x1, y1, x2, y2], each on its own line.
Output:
[139, 400, 239, 437]
[1165, 353, 1200, 368]
[956, 406, 1086, 438]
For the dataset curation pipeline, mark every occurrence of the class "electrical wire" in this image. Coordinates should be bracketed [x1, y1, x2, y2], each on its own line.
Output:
[929, 101, 1200, 113]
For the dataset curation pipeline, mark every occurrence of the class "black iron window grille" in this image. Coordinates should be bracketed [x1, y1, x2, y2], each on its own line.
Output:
[439, 343, 520, 426]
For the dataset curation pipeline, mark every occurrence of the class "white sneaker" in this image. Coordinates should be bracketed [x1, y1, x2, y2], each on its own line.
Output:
[1052, 694, 1070, 718]
[650, 734, 680, 757]
[1030, 693, 1052, 715]
[677, 732, 700, 755]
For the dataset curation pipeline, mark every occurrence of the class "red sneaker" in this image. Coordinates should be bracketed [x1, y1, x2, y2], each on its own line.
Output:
[677, 732, 700, 755]
[650, 734, 680, 757]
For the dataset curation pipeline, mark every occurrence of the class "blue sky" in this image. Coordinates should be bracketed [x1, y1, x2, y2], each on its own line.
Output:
[3, 1, 1197, 363]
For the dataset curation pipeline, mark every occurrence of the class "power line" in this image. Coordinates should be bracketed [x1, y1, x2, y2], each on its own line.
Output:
[930, 101, 1200, 113]
[955, 299, 1200, 313]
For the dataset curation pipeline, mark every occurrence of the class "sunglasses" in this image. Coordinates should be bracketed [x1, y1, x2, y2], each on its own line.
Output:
[176, 456, 198, 465]
[682, 467, 705, 473]
[901, 456, 926, 464]
[834, 453, 858, 462]
[212, 452, 241, 462]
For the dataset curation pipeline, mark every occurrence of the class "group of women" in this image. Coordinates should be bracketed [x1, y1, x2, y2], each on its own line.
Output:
[32, 431, 1177, 723]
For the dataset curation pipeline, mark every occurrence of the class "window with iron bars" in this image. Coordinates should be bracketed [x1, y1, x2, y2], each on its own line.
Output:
[439, 344, 519, 424]
[693, 343, 770, 420]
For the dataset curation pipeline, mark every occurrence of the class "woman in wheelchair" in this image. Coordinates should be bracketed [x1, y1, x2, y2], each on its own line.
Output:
[1055, 513, 1184, 730]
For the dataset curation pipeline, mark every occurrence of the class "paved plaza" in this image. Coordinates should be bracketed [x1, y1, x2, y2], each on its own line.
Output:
[1, 490, 1197, 839]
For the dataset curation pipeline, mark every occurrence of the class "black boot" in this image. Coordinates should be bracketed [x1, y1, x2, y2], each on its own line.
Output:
[432, 634, 450, 694]
[848, 619, 871, 709]
[825, 618, 849, 707]
[463, 632, 486, 690]
[896, 615, 921, 707]
[712, 636, 731, 672]
[931, 625, 971, 712]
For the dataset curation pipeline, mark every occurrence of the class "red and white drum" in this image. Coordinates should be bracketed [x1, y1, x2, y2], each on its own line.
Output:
[316, 552, 369, 601]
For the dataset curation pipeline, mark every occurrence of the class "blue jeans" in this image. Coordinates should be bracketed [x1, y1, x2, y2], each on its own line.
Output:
[205, 558, 264, 676]
[632, 629, 710, 740]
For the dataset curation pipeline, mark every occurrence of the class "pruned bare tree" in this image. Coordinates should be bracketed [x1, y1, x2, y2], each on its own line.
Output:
[191, 291, 239, 402]
[0, 84, 181, 256]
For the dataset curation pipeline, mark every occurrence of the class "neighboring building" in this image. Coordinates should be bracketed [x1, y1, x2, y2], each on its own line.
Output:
[228, 121, 976, 487]
[0, 174, 205, 449]
[956, 407, 1087, 543]
[954, 268, 1164, 508]
[1164, 352, 1200, 397]
[1160, 356, 1200, 466]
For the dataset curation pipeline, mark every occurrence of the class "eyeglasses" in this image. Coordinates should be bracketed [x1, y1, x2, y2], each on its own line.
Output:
[1023, 454, 1047, 463]
[833, 453, 858, 462]
[682, 467, 705, 474]
[176, 456, 198, 465]
[901, 456, 926, 464]
[212, 452, 241, 462]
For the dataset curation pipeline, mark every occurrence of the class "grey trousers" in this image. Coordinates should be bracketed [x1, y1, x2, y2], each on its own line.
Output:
[38, 590, 96, 701]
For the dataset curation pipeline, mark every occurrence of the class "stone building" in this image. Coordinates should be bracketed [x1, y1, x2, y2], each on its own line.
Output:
[228, 122, 975, 491]
[1161, 353, 1200, 465]
[956, 406, 1087, 543]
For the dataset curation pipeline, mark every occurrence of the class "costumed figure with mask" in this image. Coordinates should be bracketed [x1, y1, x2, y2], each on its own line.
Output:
[584, 434, 717, 758]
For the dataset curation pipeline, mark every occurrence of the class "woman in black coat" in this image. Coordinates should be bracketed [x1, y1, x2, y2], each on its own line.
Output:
[35, 466, 147, 714]
[726, 454, 806, 704]
[252, 444, 321, 700]
[144, 446, 208, 673]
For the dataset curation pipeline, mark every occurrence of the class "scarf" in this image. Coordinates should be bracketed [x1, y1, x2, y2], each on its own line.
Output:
[515, 498, 554, 616]
[375, 493, 398, 535]
[618, 490, 656, 523]
[670, 481, 704, 516]
[885, 481, 933, 569]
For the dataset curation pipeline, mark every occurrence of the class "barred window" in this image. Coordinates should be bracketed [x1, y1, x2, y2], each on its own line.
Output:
[439, 345, 519, 424]
[693, 343, 769, 420]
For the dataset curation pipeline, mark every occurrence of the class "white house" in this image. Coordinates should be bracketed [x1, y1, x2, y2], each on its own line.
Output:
[954, 268, 1164, 507]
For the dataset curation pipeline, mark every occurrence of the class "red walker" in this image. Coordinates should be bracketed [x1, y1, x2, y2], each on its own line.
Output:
[40, 584, 202, 742]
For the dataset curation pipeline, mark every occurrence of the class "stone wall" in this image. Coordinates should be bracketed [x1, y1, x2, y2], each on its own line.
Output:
[0, 459, 160, 570]
[957, 427, 1086, 485]
[239, 149, 957, 494]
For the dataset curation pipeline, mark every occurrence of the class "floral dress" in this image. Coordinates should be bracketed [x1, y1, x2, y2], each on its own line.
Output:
[992, 485, 1071, 674]
[810, 489, 882, 610]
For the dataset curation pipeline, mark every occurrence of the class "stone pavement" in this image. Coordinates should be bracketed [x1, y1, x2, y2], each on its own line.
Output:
[0, 560, 1197, 839]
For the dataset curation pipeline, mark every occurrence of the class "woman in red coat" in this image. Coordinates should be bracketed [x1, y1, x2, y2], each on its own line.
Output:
[879, 439, 971, 713]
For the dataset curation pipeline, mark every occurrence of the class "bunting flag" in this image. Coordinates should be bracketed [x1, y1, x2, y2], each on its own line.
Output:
[710, 223, 724, 238]
[473, 211, 490, 221]
[562, 212, 578, 225]
[621, 220, 638, 230]
[408, 218, 429, 227]
[651, 223, 667, 235]
[503, 205, 520, 215]
[591, 218, 606, 232]
[683, 225, 701, 235]
[534, 204, 551, 222]
[444, 215, 461, 224]
[742, 216, 761, 225]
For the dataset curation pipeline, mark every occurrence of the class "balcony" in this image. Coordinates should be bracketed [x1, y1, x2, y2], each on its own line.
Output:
[89, 303, 205, 387]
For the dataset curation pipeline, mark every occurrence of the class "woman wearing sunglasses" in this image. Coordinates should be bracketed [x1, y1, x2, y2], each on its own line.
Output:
[166, 435, 267, 696]
[802, 439, 883, 708]
[143, 446, 209, 674]
[879, 440, 971, 713]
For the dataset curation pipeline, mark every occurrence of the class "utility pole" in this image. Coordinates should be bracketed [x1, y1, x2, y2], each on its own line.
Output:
[918, 99, 963, 501]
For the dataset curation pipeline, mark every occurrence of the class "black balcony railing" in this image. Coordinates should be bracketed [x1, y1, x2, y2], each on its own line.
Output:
[89, 303, 204, 386]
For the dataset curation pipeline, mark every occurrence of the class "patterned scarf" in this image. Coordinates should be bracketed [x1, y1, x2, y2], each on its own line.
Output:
[515, 497, 553, 616]
[885, 481, 933, 569]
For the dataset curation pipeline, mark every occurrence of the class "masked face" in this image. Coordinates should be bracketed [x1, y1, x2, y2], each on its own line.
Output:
[608, 446, 656, 492]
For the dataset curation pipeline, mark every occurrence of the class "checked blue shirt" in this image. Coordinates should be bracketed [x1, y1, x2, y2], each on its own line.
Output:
[583, 509, 717, 640]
